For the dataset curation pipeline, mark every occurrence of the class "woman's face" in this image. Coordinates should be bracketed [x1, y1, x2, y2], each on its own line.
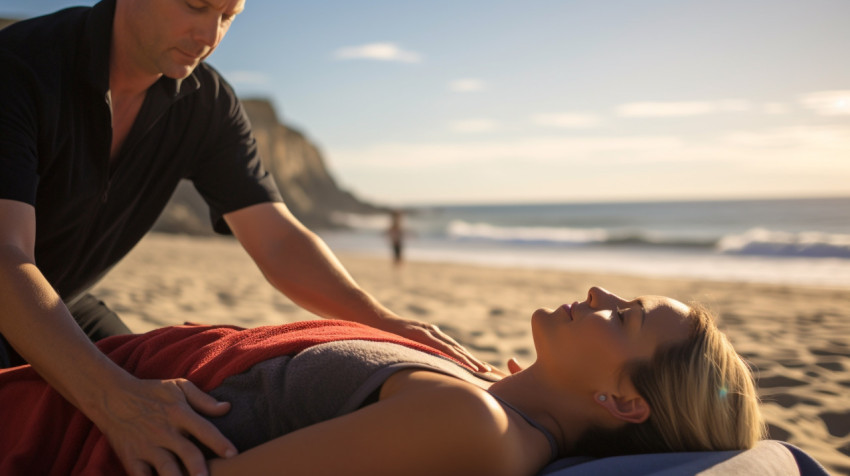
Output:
[531, 286, 692, 392]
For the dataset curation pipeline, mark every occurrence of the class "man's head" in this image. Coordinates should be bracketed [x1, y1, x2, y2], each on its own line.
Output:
[115, 0, 245, 79]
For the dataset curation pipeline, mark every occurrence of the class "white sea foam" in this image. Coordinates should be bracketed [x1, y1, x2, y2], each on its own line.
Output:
[717, 228, 850, 258]
[319, 230, 850, 288]
[330, 212, 390, 231]
[319, 197, 850, 288]
[446, 220, 608, 244]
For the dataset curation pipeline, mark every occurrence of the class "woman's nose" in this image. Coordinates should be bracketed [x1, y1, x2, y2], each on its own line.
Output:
[587, 286, 612, 308]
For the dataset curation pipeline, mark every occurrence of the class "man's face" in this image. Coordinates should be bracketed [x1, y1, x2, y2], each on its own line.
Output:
[120, 0, 245, 79]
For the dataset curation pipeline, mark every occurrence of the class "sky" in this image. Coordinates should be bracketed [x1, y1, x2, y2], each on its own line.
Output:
[1, 0, 849, 206]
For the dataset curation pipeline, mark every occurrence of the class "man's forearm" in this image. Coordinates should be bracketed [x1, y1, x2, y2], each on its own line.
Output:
[225, 202, 394, 326]
[260, 226, 393, 326]
[226, 202, 488, 371]
[0, 246, 239, 474]
[0, 246, 132, 415]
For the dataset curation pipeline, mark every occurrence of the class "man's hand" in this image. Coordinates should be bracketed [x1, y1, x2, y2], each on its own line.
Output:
[93, 377, 237, 476]
[373, 316, 491, 372]
[0, 201, 234, 475]
[480, 357, 525, 379]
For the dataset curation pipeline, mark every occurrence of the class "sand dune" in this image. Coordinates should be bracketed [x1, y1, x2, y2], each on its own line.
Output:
[91, 232, 850, 474]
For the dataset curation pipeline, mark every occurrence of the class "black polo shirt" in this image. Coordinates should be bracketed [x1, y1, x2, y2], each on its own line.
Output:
[0, 0, 282, 302]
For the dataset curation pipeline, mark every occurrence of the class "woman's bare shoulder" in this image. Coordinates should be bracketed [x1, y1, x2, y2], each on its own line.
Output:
[380, 369, 546, 475]
[382, 368, 506, 418]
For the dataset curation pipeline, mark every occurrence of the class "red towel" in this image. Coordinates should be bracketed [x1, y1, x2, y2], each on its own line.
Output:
[0, 320, 462, 475]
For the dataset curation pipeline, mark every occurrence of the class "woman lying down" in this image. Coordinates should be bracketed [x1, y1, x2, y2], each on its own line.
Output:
[0, 287, 763, 475]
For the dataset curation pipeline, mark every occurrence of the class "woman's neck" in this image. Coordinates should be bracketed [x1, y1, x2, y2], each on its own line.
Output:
[488, 364, 595, 455]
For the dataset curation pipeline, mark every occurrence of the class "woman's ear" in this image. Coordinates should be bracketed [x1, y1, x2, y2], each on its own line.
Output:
[594, 392, 650, 424]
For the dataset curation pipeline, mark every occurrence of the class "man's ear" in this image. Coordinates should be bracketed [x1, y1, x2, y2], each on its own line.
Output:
[595, 393, 650, 424]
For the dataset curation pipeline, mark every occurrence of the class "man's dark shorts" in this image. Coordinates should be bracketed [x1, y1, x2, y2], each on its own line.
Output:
[0, 294, 130, 368]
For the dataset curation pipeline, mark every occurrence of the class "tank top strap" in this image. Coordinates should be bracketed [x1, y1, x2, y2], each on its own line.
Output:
[488, 392, 559, 461]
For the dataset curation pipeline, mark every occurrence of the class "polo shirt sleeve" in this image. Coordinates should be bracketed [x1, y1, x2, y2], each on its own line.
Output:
[0, 52, 40, 206]
[189, 78, 283, 235]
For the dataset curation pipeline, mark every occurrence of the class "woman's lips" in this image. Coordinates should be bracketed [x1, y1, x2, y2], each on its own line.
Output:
[560, 303, 573, 320]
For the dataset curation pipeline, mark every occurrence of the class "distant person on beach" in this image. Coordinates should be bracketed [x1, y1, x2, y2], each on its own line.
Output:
[0, 1, 487, 475]
[0, 287, 765, 475]
[386, 209, 406, 266]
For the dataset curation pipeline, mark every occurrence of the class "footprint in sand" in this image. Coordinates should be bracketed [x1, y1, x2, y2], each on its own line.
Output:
[273, 301, 297, 312]
[815, 361, 844, 372]
[766, 423, 791, 441]
[811, 348, 850, 358]
[405, 304, 429, 316]
[747, 358, 773, 372]
[818, 410, 850, 438]
[468, 343, 499, 353]
[763, 393, 821, 408]
[757, 375, 808, 388]
[492, 323, 526, 339]
[217, 291, 236, 307]
[778, 359, 807, 369]
[815, 389, 840, 397]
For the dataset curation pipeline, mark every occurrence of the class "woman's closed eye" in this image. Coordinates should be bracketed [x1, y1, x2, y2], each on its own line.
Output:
[615, 307, 625, 323]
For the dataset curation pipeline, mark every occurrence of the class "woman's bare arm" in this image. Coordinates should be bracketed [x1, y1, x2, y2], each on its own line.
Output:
[209, 370, 546, 476]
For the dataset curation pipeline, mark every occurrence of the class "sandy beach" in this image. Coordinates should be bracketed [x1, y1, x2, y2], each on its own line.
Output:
[91, 232, 850, 474]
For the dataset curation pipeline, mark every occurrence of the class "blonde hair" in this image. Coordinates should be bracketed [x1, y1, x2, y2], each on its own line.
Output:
[574, 304, 765, 457]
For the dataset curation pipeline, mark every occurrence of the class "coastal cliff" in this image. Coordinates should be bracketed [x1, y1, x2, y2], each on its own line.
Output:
[153, 98, 383, 234]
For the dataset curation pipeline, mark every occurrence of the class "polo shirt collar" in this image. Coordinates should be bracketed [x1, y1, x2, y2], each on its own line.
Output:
[83, 0, 202, 100]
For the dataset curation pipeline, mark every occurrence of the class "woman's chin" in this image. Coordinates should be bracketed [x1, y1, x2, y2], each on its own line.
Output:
[531, 307, 554, 321]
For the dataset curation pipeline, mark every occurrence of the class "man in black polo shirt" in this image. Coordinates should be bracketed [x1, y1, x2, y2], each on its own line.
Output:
[0, 1, 488, 474]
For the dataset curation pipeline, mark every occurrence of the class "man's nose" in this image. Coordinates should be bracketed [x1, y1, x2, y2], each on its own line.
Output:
[194, 15, 221, 48]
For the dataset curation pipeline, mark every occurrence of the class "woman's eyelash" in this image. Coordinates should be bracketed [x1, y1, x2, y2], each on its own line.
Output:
[616, 308, 625, 322]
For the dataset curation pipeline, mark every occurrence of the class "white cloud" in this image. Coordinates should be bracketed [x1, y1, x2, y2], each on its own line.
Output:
[333, 42, 421, 63]
[722, 124, 850, 150]
[717, 99, 752, 112]
[449, 78, 486, 93]
[532, 113, 602, 129]
[330, 125, 850, 171]
[618, 101, 715, 117]
[763, 102, 789, 115]
[617, 99, 751, 118]
[329, 126, 850, 203]
[799, 90, 850, 116]
[225, 70, 270, 85]
[332, 135, 684, 167]
[449, 119, 499, 133]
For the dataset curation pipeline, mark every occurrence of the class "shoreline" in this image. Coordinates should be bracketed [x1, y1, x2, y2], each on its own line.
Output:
[317, 230, 850, 290]
[91, 232, 850, 473]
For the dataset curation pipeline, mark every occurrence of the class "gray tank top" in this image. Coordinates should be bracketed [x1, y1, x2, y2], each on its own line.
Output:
[207, 339, 558, 459]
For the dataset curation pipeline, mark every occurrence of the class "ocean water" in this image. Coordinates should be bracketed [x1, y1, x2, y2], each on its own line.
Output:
[319, 197, 850, 288]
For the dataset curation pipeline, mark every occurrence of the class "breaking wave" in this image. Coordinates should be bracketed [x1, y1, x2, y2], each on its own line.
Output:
[717, 228, 850, 258]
